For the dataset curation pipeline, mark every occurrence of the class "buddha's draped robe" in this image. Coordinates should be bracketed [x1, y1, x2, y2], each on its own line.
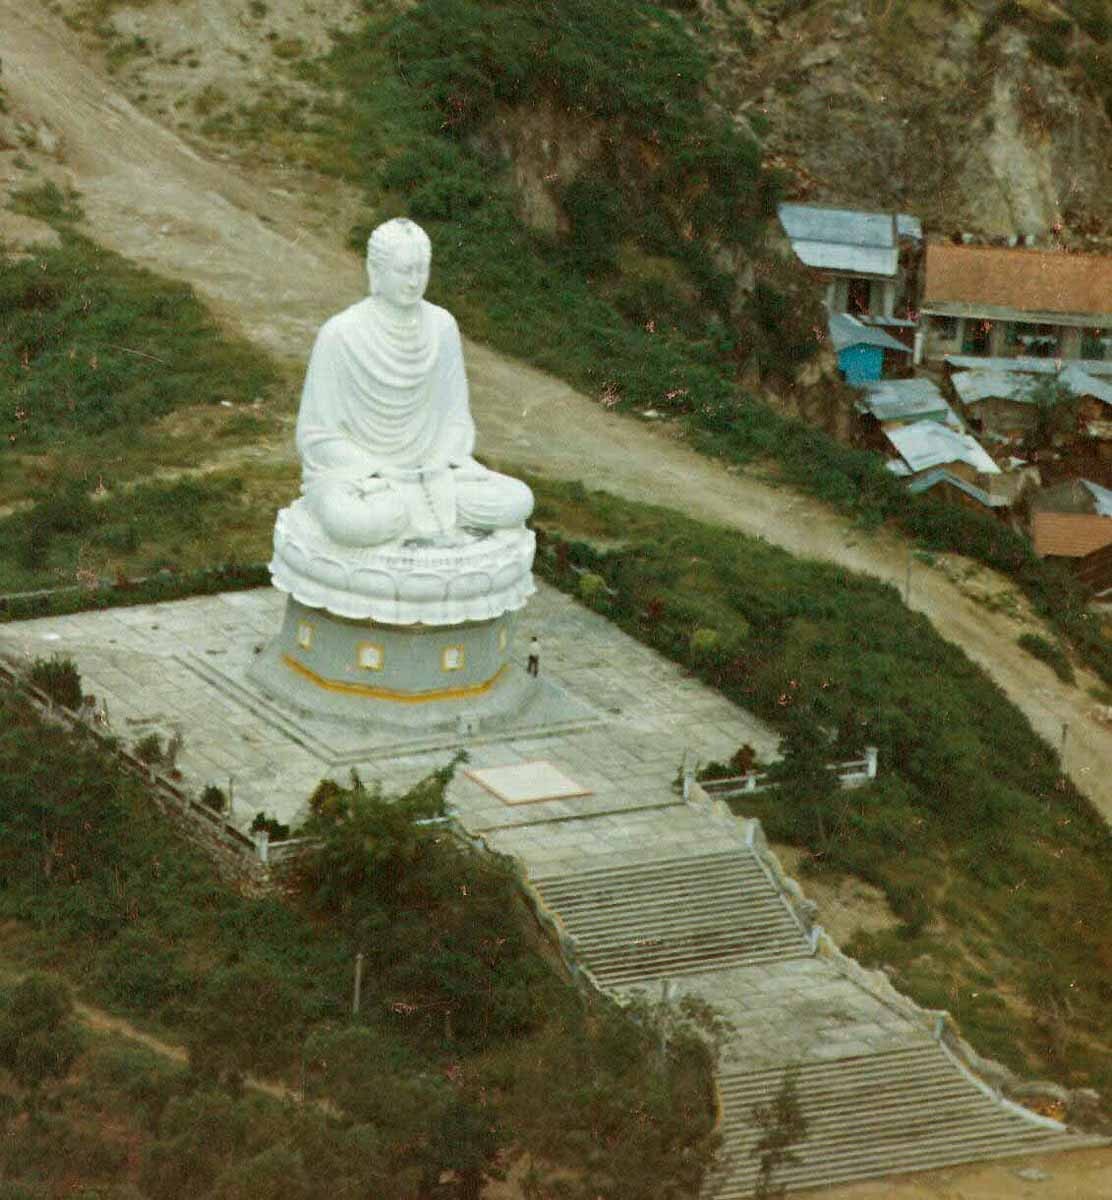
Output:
[296, 297, 531, 545]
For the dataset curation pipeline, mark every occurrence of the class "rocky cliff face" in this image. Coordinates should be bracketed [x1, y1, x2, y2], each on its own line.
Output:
[702, 0, 1112, 245]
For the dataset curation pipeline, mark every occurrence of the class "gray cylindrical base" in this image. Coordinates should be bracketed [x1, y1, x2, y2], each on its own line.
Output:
[247, 597, 532, 730]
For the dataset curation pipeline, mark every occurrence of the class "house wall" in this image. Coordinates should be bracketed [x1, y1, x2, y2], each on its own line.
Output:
[925, 313, 1099, 364]
[839, 344, 884, 384]
[825, 275, 897, 318]
[1051, 544, 1112, 593]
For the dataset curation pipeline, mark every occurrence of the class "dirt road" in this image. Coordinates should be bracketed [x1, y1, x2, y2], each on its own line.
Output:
[2, 1, 1111, 831]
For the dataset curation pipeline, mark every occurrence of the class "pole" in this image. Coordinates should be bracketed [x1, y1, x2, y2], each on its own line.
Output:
[352, 951, 364, 1016]
[905, 549, 911, 605]
[1061, 722, 1069, 764]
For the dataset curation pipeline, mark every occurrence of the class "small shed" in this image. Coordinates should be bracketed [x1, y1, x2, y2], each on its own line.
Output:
[885, 420, 1007, 513]
[828, 313, 912, 384]
[950, 370, 1039, 439]
[1059, 365, 1112, 431]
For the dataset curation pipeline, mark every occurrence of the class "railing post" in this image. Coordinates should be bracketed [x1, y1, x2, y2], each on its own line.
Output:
[865, 746, 878, 779]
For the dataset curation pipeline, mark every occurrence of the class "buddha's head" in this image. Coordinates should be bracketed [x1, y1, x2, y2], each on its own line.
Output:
[367, 218, 432, 311]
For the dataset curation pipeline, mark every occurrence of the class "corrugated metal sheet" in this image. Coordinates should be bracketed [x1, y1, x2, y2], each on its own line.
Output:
[859, 378, 950, 422]
[792, 240, 897, 276]
[906, 468, 1004, 508]
[885, 420, 1001, 475]
[951, 370, 1037, 405]
[944, 355, 1112, 378]
[778, 204, 898, 277]
[1082, 480, 1112, 517]
[1060, 364, 1112, 406]
[828, 312, 909, 353]
[779, 204, 895, 246]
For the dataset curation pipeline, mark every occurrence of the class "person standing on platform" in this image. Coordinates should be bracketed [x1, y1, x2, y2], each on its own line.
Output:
[527, 635, 540, 677]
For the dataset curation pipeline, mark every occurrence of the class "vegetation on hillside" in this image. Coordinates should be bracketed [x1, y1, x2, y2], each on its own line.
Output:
[309, 1, 1112, 688]
[2, 185, 276, 452]
[529, 478, 1112, 1107]
[0, 689, 720, 1198]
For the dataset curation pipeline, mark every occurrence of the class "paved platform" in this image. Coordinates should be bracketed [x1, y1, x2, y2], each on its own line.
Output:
[0, 582, 778, 831]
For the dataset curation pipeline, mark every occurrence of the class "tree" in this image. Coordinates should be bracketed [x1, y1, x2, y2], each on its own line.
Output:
[764, 704, 841, 852]
[1023, 376, 1080, 453]
[751, 1069, 807, 1200]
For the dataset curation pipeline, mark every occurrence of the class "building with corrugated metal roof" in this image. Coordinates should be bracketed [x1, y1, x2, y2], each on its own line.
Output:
[827, 312, 911, 383]
[778, 203, 921, 319]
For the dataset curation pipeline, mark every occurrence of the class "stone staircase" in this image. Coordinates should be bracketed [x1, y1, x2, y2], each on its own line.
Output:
[524, 838, 1107, 1198]
[708, 1044, 1106, 1198]
[531, 849, 812, 987]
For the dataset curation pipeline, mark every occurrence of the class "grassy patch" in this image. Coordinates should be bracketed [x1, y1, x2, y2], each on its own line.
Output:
[0, 470, 288, 595]
[0, 226, 277, 455]
[528, 477, 1112, 1105]
[1018, 631, 1076, 685]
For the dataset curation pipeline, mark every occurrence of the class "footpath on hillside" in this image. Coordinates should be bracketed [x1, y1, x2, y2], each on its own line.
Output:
[2, 0, 1111, 833]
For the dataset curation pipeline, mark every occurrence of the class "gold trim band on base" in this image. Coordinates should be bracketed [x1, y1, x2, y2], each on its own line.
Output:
[280, 654, 507, 704]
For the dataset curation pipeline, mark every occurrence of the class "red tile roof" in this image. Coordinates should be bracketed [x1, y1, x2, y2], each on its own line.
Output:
[1032, 512, 1112, 559]
[923, 243, 1112, 318]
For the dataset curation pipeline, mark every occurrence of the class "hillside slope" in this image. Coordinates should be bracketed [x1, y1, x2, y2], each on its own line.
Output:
[709, 0, 1112, 243]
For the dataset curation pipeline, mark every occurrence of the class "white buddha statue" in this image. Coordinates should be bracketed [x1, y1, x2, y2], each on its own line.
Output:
[295, 218, 533, 547]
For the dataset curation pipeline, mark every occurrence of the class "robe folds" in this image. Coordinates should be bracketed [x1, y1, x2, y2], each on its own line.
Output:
[296, 296, 475, 485]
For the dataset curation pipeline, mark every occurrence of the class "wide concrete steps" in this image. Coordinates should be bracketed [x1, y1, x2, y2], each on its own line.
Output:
[531, 849, 811, 987]
[707, 1044, 1103, 1198]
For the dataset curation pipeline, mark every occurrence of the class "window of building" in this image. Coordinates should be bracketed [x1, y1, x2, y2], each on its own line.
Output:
[1031, 323, 1060, 358]
[962, 319, 992, 355]
[847, 278, 872, 315]
[1081, 328, 1108, 360]
[934, 315, 959, 339]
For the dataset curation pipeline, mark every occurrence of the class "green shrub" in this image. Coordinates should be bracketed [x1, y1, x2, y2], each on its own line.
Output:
[0, 975, 82, 1091]
[28, 655, 83, 710]
[201, 784, 228, 813]
[1017, 631, 1075, 684]
[96, 930, 191, 1014]
[577, 571, 608, 603]
[134, 733, 166, 765]
[689, 627, 720, 660]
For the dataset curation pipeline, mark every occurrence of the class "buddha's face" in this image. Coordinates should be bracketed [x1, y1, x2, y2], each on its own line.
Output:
[374, 241, 431, 311]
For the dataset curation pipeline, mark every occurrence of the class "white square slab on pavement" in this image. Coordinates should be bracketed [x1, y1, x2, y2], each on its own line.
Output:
[466, 761, 593, 805]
